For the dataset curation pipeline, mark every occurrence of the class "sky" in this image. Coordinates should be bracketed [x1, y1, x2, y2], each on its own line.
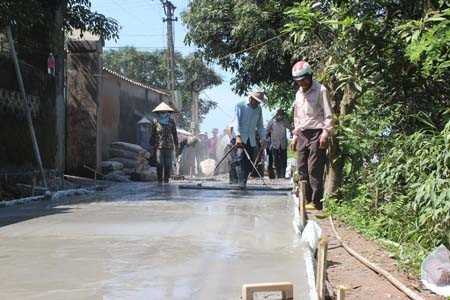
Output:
[90, 0, 274, 135]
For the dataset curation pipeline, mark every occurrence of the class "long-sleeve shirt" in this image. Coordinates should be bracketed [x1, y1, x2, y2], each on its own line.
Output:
[266, 118, 292, 150]
[150, 117, 178, 149]
[293, 81, 334, 138]
[233, 101, 265, 147]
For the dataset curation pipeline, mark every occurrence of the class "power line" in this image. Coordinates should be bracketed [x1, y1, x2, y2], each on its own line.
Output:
[219, 32, 288, 60]
[119, 33, 164, 37]
[104, 46, 195, 49]
[110, 0, 155, 30]
[202, 91, 233, 119]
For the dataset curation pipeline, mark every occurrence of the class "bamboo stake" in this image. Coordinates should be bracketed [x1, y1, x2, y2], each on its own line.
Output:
[316, 237, 328, 300]
[299, 180, 307, 228]
[329, 216, 425, 300]
[6, 26, 48, 190]
[336, 285, 349, 300]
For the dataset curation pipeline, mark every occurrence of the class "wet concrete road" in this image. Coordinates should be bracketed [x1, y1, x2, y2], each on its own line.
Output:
[0, 181, 308, 300]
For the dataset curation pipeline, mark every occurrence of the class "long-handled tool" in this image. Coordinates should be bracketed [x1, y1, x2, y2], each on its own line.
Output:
[242, 147, 268, 186]
[253, 145, 265, 170]
[213, 144, 236, 175]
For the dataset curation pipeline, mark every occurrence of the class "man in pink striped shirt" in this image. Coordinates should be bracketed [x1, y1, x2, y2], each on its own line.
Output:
[289, 61, 334, 210]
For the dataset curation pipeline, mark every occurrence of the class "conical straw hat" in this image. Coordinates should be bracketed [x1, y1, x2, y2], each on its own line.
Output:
[137, 117, 151, 124]
[152, 102, 174, 112]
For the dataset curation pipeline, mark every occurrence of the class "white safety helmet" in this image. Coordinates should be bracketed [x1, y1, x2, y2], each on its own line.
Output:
[292, 61, 313, 80]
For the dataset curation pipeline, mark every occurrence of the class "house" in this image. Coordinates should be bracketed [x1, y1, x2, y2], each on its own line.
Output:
[66, 36, 170, 177]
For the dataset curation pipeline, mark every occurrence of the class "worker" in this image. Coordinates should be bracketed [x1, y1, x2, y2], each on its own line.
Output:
[136, 117, 154, 166]
[233, 89, 268, 189]
[266, 109, 293, 179]
[149, 102, 178, 184]
[225, 121, 238, 184]
[290, 61, 334, 210]
[208, 128, 219, 160]
[178, 135, 198, 176]
[136, 117, 152, 151]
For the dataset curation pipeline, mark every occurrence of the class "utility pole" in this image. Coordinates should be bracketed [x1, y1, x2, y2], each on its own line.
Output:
[160, 0, 177, 105]
[190, 72, 199, 135]
[54, 0, 67, 187]
[191, 91, 199, 135]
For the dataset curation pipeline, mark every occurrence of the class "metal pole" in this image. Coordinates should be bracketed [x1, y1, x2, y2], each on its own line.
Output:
[242, 147, 267, 186]
[6, 25, 48, 190]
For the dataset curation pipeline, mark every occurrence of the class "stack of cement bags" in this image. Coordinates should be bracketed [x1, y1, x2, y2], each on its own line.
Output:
[107, 142, 157, 181]
[101, 160, 129, 182]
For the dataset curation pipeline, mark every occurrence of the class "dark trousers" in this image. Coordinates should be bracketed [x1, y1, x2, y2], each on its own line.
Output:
[235, 139, 256, 184]
[272, 146, 287, 178]
[156, 148, 173, 183]
[267, 148, 275, 179]
[227, 144, 238, 183]
[297, 129, 326, 209]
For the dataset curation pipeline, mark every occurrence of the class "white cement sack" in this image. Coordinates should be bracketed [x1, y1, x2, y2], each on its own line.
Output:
[110, 142, 146, 154]
[109, 148, 150, 160]
[101, 160, 124, 171]
[199, 159, 216, 177]
[300, 220, 322, 253]
[105, 170, 126, 176]
[135, 163, 148, 173]
[51, 189, 93, 200]
[131, 171, 157, 181]
[123, 168, 135, 175]
[421, 244, 450, 296]
[110, 157, 145, 168]
[103, 173, 131, 182]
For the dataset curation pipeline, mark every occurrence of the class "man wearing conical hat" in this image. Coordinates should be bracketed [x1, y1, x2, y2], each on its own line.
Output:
[149, 102, 178, 183]
[232, 89, 268, 189]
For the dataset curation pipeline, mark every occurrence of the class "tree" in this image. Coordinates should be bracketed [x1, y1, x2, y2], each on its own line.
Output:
[182, 0, 297, 96]
[182, 0, 450, 195]
[0, 0, 120, 41]
[1, 0, 120, 73]
[284, 0, 450, 195]
[103, 48, 222, 129]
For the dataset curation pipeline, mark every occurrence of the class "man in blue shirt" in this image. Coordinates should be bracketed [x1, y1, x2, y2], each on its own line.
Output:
[233, 89, 268, 189]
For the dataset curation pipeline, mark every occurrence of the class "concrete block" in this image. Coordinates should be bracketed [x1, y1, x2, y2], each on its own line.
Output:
[242, 282, 293, 300]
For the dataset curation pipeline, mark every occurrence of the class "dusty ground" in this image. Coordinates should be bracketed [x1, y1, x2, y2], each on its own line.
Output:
[309, 211, 445, 300]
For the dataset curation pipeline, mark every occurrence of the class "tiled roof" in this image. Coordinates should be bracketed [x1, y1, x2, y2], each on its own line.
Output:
[102, 67, 170, 96]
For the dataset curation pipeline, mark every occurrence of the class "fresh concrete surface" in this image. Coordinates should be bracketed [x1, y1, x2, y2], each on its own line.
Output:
[0, 181, 309, 300]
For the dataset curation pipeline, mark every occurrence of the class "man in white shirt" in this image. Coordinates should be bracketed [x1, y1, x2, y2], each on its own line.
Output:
[266, 109, 293, 179]
[290, 61, 334, 210]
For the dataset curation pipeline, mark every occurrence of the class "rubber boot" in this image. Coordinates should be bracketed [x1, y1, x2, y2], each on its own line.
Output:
[235, 162, 246, 189]
[229, 162, 238, 184]
[157, 167, 163, 183]
[268, 165, 275, 179]
[163, 166, 171, 183]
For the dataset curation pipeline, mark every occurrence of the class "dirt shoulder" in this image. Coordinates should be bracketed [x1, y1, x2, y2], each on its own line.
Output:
[308, 211, 444, 300]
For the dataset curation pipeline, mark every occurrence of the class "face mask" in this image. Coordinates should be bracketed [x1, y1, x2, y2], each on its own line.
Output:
[159, 112, 168, 118]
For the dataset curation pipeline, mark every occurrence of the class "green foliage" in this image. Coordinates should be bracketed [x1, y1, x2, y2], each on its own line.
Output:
[66, 0, 121, 41]
[327, 113, 450, 273]
[103, 47, 222, 129]
[0, 0, 121, 41]
[182, 0, 296, 96]
[396, 7, 450, 80]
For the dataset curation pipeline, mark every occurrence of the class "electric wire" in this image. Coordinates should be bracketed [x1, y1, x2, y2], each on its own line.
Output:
[218, 31, 288, 60]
